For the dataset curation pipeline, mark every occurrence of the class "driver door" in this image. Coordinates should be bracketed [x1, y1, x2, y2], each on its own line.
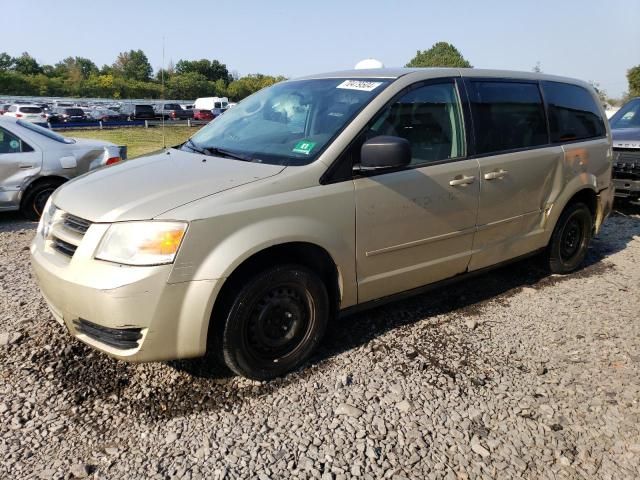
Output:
[353, 80, 480, 302]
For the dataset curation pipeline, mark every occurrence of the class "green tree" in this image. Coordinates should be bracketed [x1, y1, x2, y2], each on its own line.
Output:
[0, 52, 14, 71]
[13, 52, 42, 75]
[628, 65, 640, 98]
[113, 49, 153, 82]
[226, 74, 286, 100]
[405, 42, 472, 68]
[175, 59, 231, 83]
[166, 72, 212, 99]
[55, 56, 98, 79]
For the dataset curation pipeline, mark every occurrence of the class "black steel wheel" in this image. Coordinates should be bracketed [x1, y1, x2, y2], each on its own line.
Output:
[220, 265, 328, 380]
[546, 202, 593, 274]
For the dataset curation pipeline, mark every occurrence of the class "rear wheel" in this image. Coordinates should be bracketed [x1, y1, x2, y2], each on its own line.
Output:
[20, 179, 64, 221]
[220, 265, 329, 380]
[546, 202, 593, 274]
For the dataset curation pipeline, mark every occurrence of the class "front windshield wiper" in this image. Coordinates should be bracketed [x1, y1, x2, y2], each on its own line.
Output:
[184, 138, 207, 155]
[203, 146, 253, 162]
[184, 139, 253, 162]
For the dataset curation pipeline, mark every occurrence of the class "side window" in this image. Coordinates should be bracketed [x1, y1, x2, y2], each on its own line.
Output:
[366, 82, 465, 164]
[0, 127, 34, 154]
[469, 81, 548, 155]
[542, 81, 606, 142]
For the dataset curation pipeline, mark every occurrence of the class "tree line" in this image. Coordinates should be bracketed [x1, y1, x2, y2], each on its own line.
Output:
[0, 50, 285, 100]
[1, 44, 638, 102]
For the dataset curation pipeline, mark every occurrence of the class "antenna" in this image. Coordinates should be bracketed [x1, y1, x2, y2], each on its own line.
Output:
[161, 35, 166, 149]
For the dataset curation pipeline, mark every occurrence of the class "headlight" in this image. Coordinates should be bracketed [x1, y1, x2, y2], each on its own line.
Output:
[95, 221, 188, 266]
[37, 197, 57, 238]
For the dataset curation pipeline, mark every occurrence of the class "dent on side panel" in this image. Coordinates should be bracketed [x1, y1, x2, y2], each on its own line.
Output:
[40, 148, 105, 180]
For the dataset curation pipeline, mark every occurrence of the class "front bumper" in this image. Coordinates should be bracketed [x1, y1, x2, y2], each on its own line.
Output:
[613, 178, 640, 198]
[30, 226, 221, 362]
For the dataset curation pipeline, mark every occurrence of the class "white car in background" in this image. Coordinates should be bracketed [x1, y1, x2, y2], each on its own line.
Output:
[0, 117, 125, 219]
[3, 104, 47, 123]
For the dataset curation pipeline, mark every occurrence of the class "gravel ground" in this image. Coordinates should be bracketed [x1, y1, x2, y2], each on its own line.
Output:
[1, 205, 639, 480]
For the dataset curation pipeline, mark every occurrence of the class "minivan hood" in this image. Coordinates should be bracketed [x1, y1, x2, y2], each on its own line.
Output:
[611, 127, 640, 148]
[53, 149, 285, 222]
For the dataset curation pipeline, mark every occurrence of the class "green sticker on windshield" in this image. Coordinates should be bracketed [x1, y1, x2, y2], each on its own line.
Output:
[292, 140, 316, 155]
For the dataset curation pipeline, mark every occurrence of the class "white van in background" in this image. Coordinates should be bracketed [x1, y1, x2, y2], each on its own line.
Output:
[194, 97, 229, 117]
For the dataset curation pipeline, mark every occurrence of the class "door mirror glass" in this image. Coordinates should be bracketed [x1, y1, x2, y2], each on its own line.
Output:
[360, 135, 411, 170]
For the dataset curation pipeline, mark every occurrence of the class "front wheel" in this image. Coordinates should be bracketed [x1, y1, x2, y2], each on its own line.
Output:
[546, 202, 593, 274]
[220, 265, 329, 380]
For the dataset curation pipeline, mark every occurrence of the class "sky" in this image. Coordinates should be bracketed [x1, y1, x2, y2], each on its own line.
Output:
[3, 0, 639, 97]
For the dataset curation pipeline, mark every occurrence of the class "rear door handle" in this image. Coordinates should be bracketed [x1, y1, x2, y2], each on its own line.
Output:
[483, 169, 508, 180]
[449, 175, 476, 186]
[19, 163, 35, 169]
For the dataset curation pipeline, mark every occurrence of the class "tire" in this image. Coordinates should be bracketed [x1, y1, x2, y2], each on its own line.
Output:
[546, 202, 593, 274]
[20, 179, 64, 221]
[220, 265, 329, 380]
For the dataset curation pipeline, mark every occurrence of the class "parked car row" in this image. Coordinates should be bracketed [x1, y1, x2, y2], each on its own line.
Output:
[0, 97, 233, 125]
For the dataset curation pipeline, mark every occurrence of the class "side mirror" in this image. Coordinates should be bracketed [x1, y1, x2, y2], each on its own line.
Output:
[359, 136, 411, 171]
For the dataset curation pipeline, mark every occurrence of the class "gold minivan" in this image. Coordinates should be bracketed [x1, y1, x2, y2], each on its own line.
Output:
[31, 68, 614, 379]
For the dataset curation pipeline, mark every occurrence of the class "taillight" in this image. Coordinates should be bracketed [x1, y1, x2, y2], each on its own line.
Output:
[16, 113, 23, 118]
[106, 157, 121, 166]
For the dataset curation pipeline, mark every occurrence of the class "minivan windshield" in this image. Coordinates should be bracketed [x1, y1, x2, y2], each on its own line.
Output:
[610, 99, 640, 129]
[184, 78, 392, 165]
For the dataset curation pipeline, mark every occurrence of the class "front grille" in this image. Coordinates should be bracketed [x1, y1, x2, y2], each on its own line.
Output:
[63, 214, 91, 234]
[613, 148, 640, 180]
[73, 319, 143, 350]
[50, 212, 92, 258]
[52, 237, 77, 256]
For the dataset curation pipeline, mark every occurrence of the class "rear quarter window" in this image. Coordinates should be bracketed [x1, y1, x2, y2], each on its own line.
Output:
[468, 81, 548, 155]
[542, 81, 605, 142]
[20, 107, 42, 114]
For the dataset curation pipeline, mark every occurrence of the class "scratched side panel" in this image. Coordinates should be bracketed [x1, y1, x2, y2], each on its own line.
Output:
[354, 159, 480, 303]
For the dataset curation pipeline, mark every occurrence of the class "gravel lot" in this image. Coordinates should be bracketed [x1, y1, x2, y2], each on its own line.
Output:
[1, 205, 639, 480]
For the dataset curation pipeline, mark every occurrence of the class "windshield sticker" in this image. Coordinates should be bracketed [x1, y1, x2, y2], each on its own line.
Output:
[9, 140, 19, 150]
[337, 80, 383, 92]
[292, 140, 317, 155]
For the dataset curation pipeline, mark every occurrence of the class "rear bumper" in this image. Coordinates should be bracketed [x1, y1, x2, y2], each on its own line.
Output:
[595, 183, 615, 234]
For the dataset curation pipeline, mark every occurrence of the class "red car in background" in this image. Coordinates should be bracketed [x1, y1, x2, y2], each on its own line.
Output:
[193, 109, 214, 121]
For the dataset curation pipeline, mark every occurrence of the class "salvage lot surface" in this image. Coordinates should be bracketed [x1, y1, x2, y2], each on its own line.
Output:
[1, 207, 639, 480]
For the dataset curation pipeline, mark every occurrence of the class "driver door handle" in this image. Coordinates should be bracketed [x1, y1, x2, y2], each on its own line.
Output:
[449, 175, 476, 186]
[483, 169, 508, 180]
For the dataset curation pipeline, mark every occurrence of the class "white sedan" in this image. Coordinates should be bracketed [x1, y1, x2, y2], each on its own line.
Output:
[0, 117, 124, 219]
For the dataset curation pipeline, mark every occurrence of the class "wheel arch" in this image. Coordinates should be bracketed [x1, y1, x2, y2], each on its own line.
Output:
[544, 182, 598, 244]
[19, 175, 68, 204]
[206, 241, 342, 351]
